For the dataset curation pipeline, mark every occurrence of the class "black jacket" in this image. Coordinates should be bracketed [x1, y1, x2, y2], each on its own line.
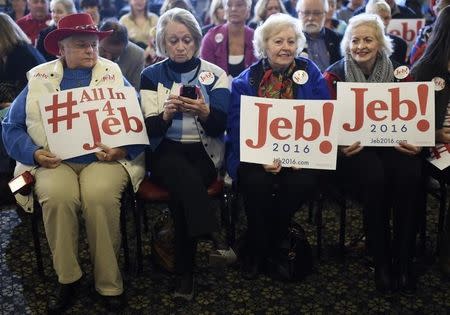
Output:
[412, 66, 450, 130]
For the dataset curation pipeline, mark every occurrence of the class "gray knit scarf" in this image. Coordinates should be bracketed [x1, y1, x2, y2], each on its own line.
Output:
[344, 51, 394, 83]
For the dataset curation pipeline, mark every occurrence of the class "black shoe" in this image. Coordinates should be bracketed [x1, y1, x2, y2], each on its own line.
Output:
[241, 255, 260, 280]
[374, 265, 393, 295]
[101, 294, 126, 311]
[173, 273, 195, 301]
[397, 265, 416, 295]
[47, 280, 80, 314]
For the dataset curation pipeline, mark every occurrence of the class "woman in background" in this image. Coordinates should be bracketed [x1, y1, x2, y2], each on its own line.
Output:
[119, 0, 159, 48]
[201, 0, 257, 79]
[201, 0, 226, 35]
[36, 0, 76, 61]
[247, 0, 287, 29]
[0, 12, 45, 108]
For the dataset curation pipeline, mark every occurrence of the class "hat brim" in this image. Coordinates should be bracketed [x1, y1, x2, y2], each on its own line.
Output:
[44, 28, 113, 56]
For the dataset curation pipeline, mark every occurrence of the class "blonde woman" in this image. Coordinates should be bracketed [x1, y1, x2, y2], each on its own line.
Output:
[248, 0, 287, 29]
[119, 0, 158, 47]
[202, 0, 226, 35]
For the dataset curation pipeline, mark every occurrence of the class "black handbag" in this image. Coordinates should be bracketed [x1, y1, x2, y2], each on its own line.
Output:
[151, 208, 176, 273]
[268, 222, 313, 281]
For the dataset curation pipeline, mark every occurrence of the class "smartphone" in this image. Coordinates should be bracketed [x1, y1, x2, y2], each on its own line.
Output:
[180, 85, 198, 99]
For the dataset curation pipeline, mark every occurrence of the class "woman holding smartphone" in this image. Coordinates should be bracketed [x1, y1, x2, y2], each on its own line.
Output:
[140, 8, 230, 301]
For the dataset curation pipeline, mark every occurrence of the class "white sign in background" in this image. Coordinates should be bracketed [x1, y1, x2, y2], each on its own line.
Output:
[336, 82, 435, 146]
[239, 95, 338, 170]
[428, 144, 450, 170]
[39, 86, 149, 159]
[387, 18, 425, 47]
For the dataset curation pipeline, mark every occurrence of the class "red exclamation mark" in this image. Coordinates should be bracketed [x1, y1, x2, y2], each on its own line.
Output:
[416, 84, 430, 132]
[319, 102, 334, 154]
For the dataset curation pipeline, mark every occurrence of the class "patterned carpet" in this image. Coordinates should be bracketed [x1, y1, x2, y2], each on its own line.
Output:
[0, 194, 449, 315]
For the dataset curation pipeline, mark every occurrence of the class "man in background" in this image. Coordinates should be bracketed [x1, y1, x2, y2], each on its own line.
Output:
[16, 0, 51, 45]
[99, 19, 145, 90]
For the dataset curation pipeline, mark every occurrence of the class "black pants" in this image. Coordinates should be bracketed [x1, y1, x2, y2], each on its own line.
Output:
[150, 139, 217, 274]
[337, 148, 421, 268]
[425, 163, 450, 261]
[238, 163, 320, 258]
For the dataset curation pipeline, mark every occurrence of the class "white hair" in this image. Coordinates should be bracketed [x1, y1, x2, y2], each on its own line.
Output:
[296, 0, 329, 13]
[155, 8, 202, 58]
[340, 13, 393, 56]
[253, 13, 306, 59]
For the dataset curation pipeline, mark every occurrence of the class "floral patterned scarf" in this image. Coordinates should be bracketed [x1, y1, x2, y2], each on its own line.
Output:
[257, 60, 296, 99]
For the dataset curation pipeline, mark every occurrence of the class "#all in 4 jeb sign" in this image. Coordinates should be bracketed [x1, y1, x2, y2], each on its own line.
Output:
[336, 82, 434, 146]
[240, 95, 338, 170]
[39, 86, 149, 159]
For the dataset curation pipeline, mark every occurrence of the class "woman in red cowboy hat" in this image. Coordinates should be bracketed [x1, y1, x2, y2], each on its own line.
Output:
[2, 13, 146, 313]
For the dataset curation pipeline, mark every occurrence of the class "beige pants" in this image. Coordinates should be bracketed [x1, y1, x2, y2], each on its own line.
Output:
[34, 161, 129, 296]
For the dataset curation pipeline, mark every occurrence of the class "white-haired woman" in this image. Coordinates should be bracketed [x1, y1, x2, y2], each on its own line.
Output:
[366, 0, 408, 64]
[36, 0, 76, 60]
[248, 0, 287, 29]
[323, 14, 422, 295]
[200, 0, 257, 78]
[140, 8, 230, 301]
[227, 13, 330, 280]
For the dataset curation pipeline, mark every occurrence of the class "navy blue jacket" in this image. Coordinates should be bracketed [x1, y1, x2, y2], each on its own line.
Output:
[227, 58, 331, 180]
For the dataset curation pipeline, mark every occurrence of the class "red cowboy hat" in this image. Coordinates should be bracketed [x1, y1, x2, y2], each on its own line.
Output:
[44, 13, 112, 56]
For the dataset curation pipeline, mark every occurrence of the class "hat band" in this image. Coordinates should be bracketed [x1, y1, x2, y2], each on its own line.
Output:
[73, 24, 98, 31]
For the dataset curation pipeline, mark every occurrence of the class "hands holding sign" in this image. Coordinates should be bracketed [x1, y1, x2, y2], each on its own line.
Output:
[34, 149, 62, 169]
[95, 143, 127, 162]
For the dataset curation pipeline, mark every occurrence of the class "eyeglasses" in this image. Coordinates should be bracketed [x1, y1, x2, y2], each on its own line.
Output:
[298, 10, 324, 17]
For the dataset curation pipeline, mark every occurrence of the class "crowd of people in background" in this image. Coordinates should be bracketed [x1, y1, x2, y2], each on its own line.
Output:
[0, 0, 449, 312]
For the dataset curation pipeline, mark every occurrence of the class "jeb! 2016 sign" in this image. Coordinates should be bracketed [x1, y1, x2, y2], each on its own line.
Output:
[336, 82, 435, 146]
[240, 96, 338, 170]
[39, 86, 149, 159]
[386, 18, 425, 47]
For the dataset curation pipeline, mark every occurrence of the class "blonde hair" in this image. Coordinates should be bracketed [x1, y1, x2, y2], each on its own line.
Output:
[340, 13, 393, 56]
[0, 12, 31, 56]
[208, 0, 224, 25]
[253, 13, 306, 59]
[252, 0, 287, 22]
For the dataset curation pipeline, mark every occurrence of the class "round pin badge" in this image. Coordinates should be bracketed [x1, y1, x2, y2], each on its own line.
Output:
[214, 33, 224, 43]
[393, 65, 409, 80]
[292, 70, 308, 85]
[432, 77, 445, 91]
[198, 71, 214, 85]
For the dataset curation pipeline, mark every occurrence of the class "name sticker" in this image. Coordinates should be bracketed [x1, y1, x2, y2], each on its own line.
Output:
[292, 70, 308, 85]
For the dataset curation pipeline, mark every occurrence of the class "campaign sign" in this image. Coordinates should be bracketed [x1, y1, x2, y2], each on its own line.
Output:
[387, 18, 425, 47]
[336, 82, 434, 146]
[240, 95, 338, 170]
[39, 86, 149, 159]
[428, 144, 450, 170]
